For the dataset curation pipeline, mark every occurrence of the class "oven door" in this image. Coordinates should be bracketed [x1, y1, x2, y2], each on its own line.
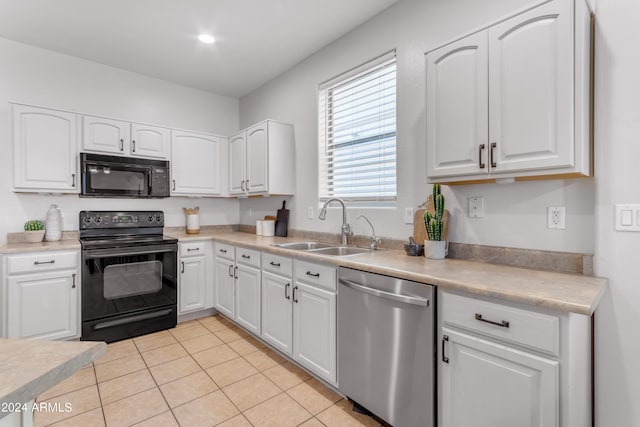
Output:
[82, 160, 152, 198]
[82, 243, 177, 341]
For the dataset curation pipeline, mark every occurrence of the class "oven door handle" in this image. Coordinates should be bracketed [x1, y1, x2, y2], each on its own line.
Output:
[83, 244, 177, 258]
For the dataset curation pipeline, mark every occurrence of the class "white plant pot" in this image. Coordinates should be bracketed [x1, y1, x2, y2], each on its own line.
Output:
[424, 240, 446, 259]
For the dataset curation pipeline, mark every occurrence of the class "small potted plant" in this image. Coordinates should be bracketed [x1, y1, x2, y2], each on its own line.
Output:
[24, 220, 45, 243]
[423, 184, 446, 259]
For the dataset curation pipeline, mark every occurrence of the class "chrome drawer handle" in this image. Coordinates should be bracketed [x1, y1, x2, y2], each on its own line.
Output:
[270, 261, 281, 267]
[34, 260, 55, 265]
[475, 313, 510, 328]
[241, 254, 250, 259]
[219, 249, 227, 253]
[306, 271, 320, 278]
[187, 248, 200, 252]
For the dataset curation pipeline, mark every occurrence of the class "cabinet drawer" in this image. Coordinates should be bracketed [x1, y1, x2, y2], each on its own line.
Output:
[263, 253, 292, 277]
[236, 247, 261, 268]
[215, 243, 235, 260]
[294, 260, 336, 292]
[441, 292, 560, 356]
[180, 241, 206, 257]
[7, 251, 78, 275]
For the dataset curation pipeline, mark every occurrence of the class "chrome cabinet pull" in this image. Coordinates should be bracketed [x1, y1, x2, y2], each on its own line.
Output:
[181, 261, 185, 274]
[34, 260, 55, 265]
[228, 264, 234, 277]
[246, 179, 250, 190]
[132, 140, 136, 152]
[241, 254, 250, 259]
[269, 261, 280, 267]
[72, 173, 76, 187]
[241, 180, 245, 192]
[293, 285, 299, 303]
[172, 180, 176, 191]
[285, 283, 291, 300]
[234, 266, 238, 279]
[479, 144, 486, 169]
[120, 138, 124, 151]
[187, 248, 200, 252]
[490, 142, 497, 168]
[220, 249, 227, 253]
[306, 271, 320, 278]
[442, 335, 449, 364]
[475, 313, 510, 328]
[72, 273, 76, 289]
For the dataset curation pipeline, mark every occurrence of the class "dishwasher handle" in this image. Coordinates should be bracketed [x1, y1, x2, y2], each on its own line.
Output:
[339, 278, 429, 306]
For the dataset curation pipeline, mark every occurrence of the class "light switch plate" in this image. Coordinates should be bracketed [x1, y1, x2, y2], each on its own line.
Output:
[405, 208, 414, 224]
[468, 197, 484, 218]
[615, 204, 640, 231]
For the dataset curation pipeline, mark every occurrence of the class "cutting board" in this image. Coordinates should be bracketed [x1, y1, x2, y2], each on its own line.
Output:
[275, 200, 289, 237]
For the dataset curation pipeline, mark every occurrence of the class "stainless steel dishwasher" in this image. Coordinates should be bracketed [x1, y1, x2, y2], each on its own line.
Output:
[338, 267, 434, 427]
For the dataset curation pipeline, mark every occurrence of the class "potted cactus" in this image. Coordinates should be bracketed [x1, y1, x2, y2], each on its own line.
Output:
[423, 184, 446, 259]
[24, 220, 45, 243]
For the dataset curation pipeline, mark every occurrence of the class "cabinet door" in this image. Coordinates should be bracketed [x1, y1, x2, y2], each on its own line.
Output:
[246, 123, 268, 193]
[131, 123, 170, 159]
[179, 256, 206, 314]
[215, 257, 235, 318]
[293, 281, 336, 384]
[171, 130, 222, 195]
[440, 328, 558, 427]
[426, 31, 489, 178]
[7, 271, 79, 340]
[261, 271, 293, 355]
[488, 0, 573, 174]
[228, 132, 246, 195]
[235, 264, 261, 335]
[82, 115, 130, 155]
[13, 105, 78, 192]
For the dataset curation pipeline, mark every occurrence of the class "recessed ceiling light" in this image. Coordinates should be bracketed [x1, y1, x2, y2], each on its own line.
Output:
[198, 34, 215, 44]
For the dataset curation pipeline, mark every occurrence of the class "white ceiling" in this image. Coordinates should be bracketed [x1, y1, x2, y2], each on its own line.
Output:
[0, 0, 399, 98]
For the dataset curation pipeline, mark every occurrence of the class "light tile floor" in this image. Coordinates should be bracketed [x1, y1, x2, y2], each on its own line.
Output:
[34, 315, 381, 427]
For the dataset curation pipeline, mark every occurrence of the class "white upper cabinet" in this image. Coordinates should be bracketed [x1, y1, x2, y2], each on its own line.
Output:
[171, 130, 225, 196]
[228, 120, 295, 196]
[12, 104, 79, 193]
[488, 0, 573, 174]
[426, 0, 592, 183]
[426, 32, 489, 178]
[130, 123, 171, 159]
[82, 115, 170, 160]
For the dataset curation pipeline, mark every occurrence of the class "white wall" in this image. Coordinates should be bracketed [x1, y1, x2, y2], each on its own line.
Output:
[238, 0, 595, 254]
[0, 38, 240, 244]
[593, 0, 640, 424]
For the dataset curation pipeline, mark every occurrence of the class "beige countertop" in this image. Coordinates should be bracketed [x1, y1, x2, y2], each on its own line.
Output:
[167, 230, 607, 315]
[0, 239, 80, 254]
[0, 339, 105, 417]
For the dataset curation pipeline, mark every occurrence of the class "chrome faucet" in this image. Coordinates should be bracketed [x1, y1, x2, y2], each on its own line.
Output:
[319, 198, 353, 245]
[357, 215, 381, 250]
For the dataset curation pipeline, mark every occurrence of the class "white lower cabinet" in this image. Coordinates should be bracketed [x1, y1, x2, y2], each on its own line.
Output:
[3, 250, 80, 340]
[178, 241, 213, 315]
[235, 263, 261, 335]
[260, 256, 337, 385]
[438, 290, 591, 427]
[292, 281, 336, 383]
[440, 328, 558, 427]
[215, 256, 235, 318]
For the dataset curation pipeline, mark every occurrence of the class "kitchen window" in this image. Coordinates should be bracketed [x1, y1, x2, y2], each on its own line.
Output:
[318, 50, 397, 205]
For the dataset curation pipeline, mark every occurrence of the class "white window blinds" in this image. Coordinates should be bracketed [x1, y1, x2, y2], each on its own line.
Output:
[318, 51, 397, 203]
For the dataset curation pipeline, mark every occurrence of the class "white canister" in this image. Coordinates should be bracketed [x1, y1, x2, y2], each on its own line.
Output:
[186, 214, 200, 234]
[45, 204, 62, 242]
[262, 220, 275, 237]
[256, 220, 264, 236]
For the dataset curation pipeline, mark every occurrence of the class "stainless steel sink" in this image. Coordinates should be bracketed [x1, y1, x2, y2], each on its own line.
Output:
[272, 241, 336, 250]
[308, 246, 371, 256]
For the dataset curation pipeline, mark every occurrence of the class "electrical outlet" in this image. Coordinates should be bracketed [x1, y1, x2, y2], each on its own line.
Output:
[547, 207, 566, 229]
[405, 208, 414, 224]
[307, 207, 314, 219]
[468, 197, 484, 218]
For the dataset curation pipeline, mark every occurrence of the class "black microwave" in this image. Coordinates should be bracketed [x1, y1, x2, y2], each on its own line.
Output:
[80, 153, 170, 198]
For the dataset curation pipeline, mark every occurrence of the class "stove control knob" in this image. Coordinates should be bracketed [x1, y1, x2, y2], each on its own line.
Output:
[94, 216, 102, 224]
[154, 214, 162, 222]
[148, 215, 154, 222]
[82, 216, 93, 225]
